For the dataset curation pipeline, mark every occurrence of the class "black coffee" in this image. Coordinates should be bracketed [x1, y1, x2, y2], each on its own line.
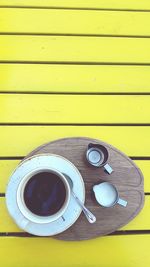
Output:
[24, 172, 66, 216]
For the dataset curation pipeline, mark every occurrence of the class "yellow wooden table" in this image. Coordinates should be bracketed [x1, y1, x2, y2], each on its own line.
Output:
[0, 1, 150, 266]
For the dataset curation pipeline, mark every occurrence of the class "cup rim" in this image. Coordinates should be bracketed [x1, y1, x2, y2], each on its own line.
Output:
[16, 167, 71, 224]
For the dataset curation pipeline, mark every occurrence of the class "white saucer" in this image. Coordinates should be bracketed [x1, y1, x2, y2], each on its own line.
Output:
[6, 154, 85, 236]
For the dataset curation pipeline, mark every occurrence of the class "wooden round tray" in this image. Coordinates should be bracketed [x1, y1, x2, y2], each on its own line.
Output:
[24, 137, 144, 241]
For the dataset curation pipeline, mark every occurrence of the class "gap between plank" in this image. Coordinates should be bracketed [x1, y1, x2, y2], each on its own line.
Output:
[1, 32, 150, 39]
[1, 61, 150, 66]
[0, 230, 150, 237]
[0, 92, 150, 95]
[0, 156, 24, 160]
[0, 5, 150, 12]
[0, 123, 150, 126]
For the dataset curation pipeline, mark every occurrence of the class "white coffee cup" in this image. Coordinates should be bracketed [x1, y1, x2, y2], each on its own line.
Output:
[17, 167, 71, 224]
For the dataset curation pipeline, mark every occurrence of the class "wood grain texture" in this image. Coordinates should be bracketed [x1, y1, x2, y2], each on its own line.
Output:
[0, 94, 149, 123]
[23, 137, 144, 240]
[1, 0, 150, 10]
[1, 35, 150, 63]
[1, 64, 150, 93]
[1, 8, 150, 36]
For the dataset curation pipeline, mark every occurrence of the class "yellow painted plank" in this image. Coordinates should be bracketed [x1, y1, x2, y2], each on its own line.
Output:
[0, 94, 149, 123]
[136, 161, 150, 192]
[0, 160, 19, 192]
[1, 64, 150, 93]
[0, 195, 149, 232]
[0, 126, 149, 157]
[0, 198, 22, 232]
[1, 35, 150, 63]
[1, 8, 150, 37]
[1, 0, 150, 10]
[0, 235, 149, 267]
[0, 160, 149, 192]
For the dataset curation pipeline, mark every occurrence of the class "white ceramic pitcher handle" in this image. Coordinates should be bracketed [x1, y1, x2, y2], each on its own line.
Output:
[117, 198, 128, 207]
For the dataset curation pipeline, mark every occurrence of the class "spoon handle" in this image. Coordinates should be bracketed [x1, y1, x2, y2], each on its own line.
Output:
[72, 191, 96, 224]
